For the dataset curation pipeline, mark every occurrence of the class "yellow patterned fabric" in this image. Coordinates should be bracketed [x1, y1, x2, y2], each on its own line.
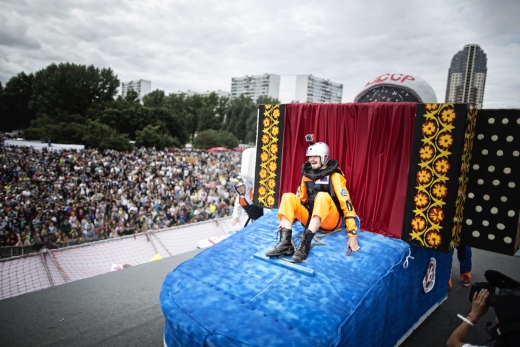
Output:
[451, 108, 478, 248]
[256, 104, 283, 208]
[409, 104, 475, 249]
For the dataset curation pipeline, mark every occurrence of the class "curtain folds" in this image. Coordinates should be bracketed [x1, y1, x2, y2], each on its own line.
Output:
[281, 102, 416, 238]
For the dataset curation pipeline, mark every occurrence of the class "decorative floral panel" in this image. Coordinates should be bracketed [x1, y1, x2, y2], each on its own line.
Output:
[402, 104, 471, 253]
[253, 104, 285, 209]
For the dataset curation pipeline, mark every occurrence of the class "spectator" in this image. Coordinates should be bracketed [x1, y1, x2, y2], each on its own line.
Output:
[69, 228, 79, 243]
[50, 233, 61, 248]
[59, 218, 72, 237]
[0, 144, 241, 256]
[59, 232, 69, 247]
[40, 225, 49, 241]
[16, 233, 31, 247]
[47, 222, 57, 237]
[30, 232, 43, 251]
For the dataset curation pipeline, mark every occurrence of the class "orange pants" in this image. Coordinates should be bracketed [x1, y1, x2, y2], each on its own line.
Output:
[278, 192, 341, 232]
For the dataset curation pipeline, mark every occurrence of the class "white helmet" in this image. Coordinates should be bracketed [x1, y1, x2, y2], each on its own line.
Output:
[231, 176, 247, 194]
[306, 142, 330, 165]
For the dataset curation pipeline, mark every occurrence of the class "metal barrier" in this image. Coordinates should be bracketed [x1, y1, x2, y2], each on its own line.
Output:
[0, 246, 39, 258]
[0, 217, 235, 300]
[0, 240, 98, 259]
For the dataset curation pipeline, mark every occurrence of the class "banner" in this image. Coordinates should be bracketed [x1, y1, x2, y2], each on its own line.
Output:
[253, 104, 285, 208]
[402, 104, 471, 252]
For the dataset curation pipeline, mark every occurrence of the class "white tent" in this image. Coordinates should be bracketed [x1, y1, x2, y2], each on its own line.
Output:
[4, 140, 85, 151]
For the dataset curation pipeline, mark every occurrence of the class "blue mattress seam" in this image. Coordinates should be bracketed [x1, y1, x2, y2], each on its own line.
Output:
[249, 270, 288, 303]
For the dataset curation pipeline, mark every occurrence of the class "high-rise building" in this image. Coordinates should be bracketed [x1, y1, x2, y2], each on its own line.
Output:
[445, 44, 487, 109]
[295, 75, 343, 103]
[121, 79, 151, 100]
[230, 74, 280, 103]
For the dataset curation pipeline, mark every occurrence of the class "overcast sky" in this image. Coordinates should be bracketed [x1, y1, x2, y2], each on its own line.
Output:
[1, 0, 519, 108]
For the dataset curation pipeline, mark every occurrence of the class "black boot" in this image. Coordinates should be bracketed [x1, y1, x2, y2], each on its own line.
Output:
[292, 229, 314, 262]
[266, 227, 295, 257]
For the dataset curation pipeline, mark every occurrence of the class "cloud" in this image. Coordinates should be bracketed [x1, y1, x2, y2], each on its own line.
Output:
[0, 0, 519, 108]
[0, 11, 41, 50]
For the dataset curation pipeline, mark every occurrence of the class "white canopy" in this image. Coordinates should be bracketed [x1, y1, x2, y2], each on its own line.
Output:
[4, 140, 85, 151]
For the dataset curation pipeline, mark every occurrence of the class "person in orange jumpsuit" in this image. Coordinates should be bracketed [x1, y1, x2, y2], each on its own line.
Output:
[266, 141, 360, 262]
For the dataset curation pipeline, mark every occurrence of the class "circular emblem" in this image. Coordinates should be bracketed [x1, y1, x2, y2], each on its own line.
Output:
[423, 257, 437, 293]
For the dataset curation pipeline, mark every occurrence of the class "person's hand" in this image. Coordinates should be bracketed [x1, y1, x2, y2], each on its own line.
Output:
[447, 289, 489, 347]
[346, 236, 360, 252]
[470, 289, 489, 321]
[231, 218, 239, 226]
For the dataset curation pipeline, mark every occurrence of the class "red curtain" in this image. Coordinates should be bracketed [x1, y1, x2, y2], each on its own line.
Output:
[280, 103, 416, 238]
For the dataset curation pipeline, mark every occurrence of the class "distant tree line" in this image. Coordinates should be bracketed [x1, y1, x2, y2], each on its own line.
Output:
[0, 62, 279, 151]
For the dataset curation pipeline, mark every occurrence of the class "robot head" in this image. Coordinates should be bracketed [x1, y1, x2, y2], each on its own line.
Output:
[306, 142, 330, 166]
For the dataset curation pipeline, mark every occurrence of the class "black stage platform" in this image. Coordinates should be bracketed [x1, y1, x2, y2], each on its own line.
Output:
[1, 248, 519, 347]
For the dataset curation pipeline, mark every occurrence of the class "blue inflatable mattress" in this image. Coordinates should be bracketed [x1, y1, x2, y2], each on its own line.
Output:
[160, 210, 452, 346]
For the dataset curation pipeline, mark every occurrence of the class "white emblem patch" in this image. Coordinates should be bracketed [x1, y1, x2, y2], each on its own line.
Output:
[423, 257, 437, 293]
[296, 189, 300, 197]
[340, 189, 347, 196]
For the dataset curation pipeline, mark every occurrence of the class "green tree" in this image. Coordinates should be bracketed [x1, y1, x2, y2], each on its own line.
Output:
[161, 93, 191, 143]
[214, 94, 230, 126]
[163, 93, 186, 115]
[95, 103, 145, 139]
[255, 95, 280, 106]
[1, 72, 37, 131]
[87, 98, 188, 146]
[243, 109, 257, 144]
[153, 107, 188, 145]
[193, 129, 238, 150]
[30, 62, 120, 117]
[124, 89, 140, 103]
[196, 92, 231, 133]
[82, 119, 132, 151]
[25, 114, 86, 144]
[197, 106, 220, 132]
[135, 124, 176, 149]
[184, 94, 204, 142]
[142, 89, 166, 107]
[222, 94, 257, 143]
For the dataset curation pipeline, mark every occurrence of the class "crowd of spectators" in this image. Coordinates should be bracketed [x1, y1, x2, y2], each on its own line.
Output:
[0, 139, 243, 256]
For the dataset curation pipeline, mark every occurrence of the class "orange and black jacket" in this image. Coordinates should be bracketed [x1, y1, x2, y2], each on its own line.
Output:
[297, 159, 358, 235]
